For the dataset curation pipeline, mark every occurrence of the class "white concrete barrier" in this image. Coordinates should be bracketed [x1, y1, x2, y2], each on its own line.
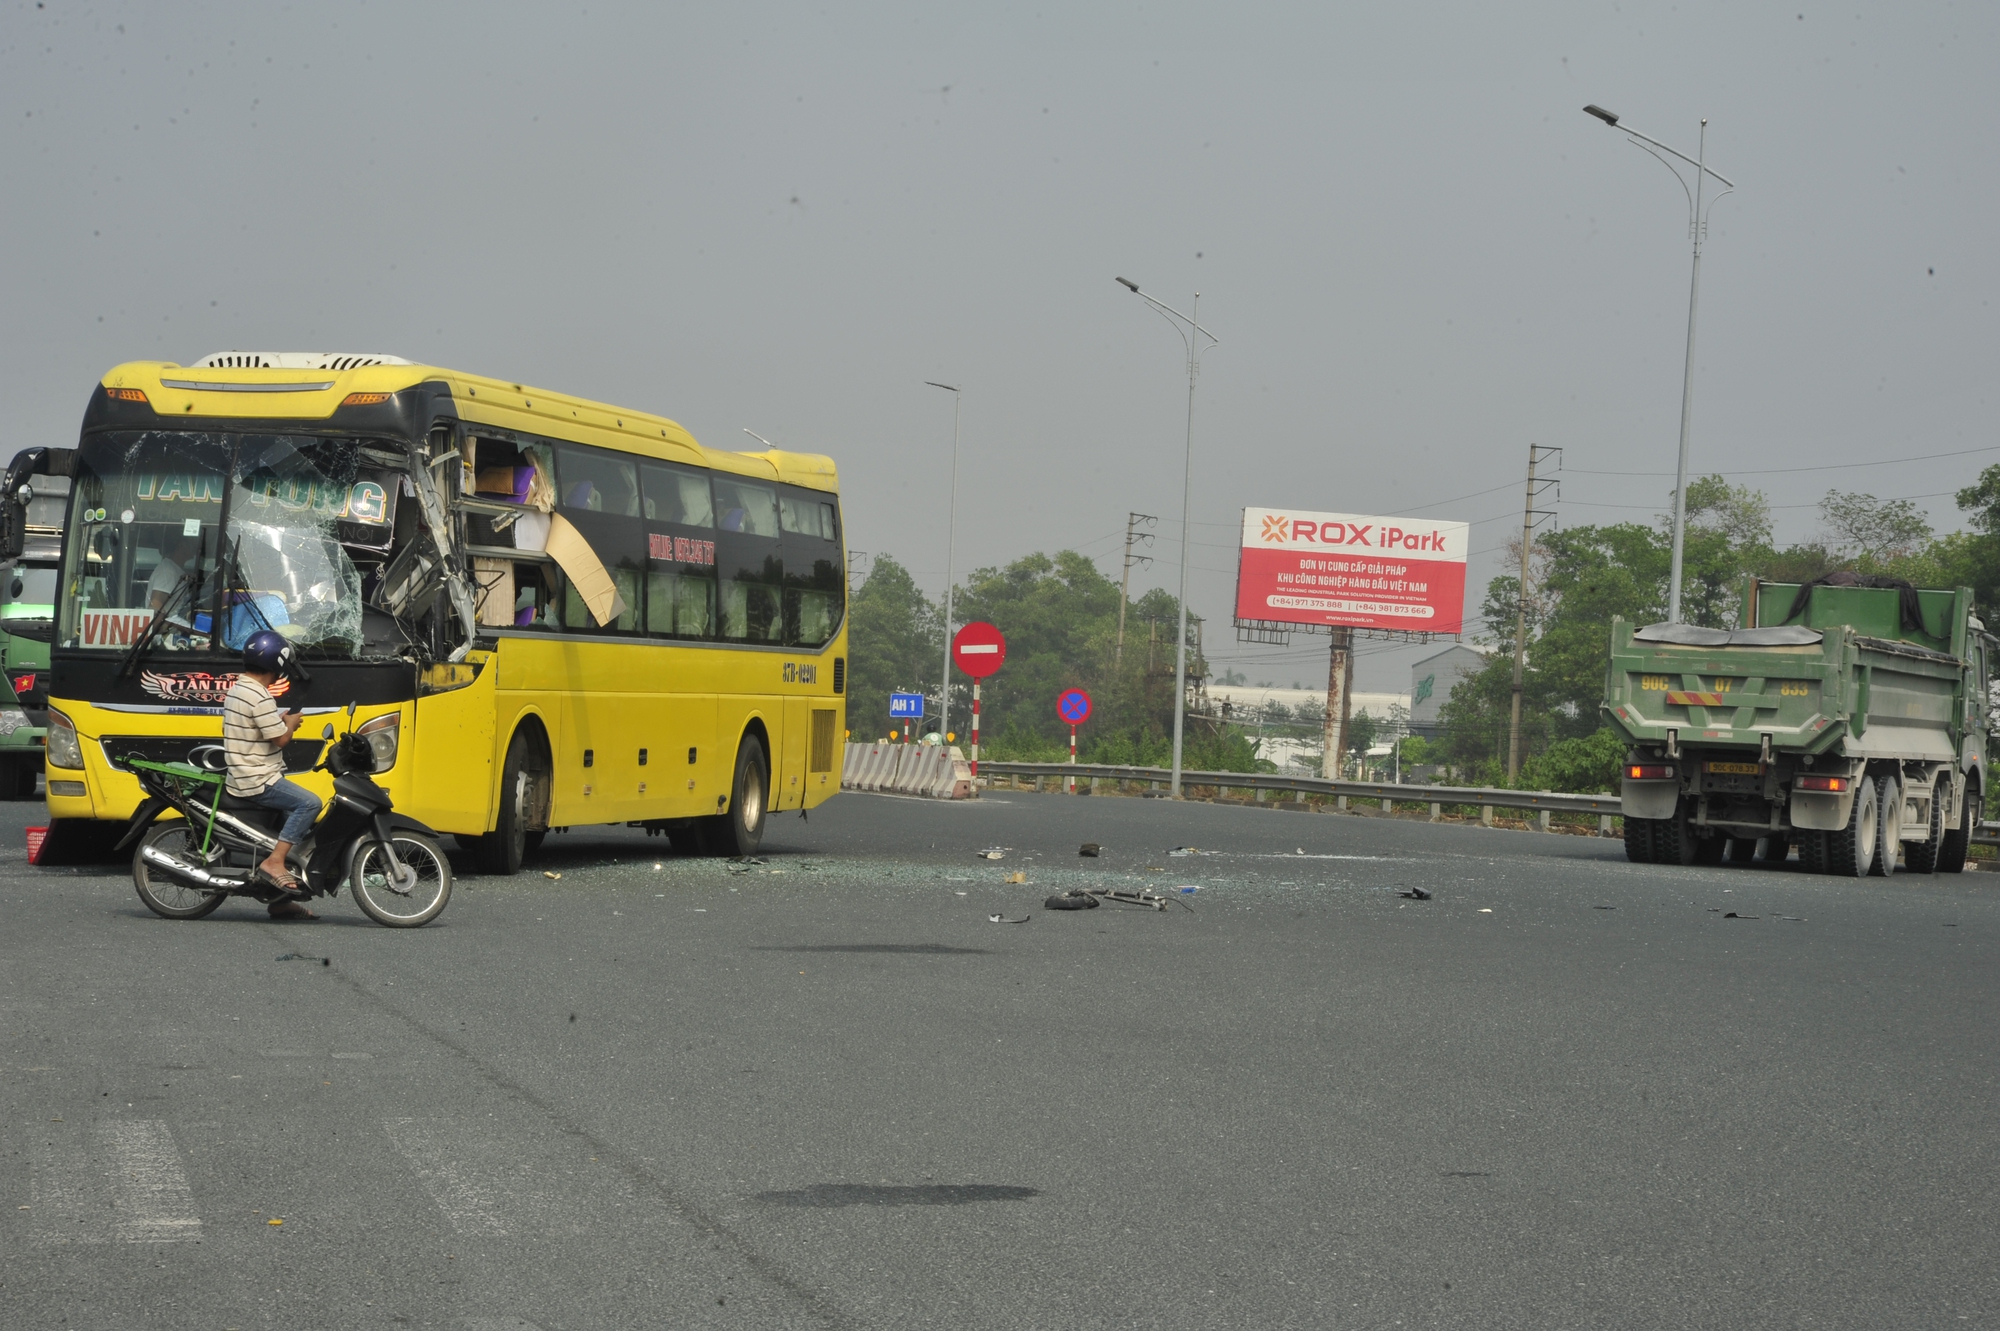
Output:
[841, 742, 974, 799]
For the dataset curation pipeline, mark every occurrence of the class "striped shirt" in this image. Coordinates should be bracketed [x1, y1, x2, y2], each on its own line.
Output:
[222, 676, 289, 797]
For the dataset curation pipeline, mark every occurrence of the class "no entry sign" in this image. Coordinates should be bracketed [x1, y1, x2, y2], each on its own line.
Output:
[951, 621, 1006, 679]
[1056, 688, 1092, 725]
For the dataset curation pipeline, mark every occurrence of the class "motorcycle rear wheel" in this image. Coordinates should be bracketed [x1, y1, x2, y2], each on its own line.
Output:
[349, 832, 453, 928]
[131, 823, 231, 920]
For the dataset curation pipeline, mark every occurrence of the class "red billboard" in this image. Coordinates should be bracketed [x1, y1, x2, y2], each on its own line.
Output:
[1234, 507, 1469, 633]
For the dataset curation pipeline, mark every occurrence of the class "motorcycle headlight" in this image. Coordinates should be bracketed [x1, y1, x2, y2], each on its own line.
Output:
[46, 707, 83, 771]
[356, 712, 400, 771]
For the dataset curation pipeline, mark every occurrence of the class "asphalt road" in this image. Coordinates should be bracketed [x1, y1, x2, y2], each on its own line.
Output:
[2, 789, 1995, 1330]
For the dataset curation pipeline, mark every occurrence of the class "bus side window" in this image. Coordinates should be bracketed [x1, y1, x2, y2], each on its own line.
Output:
[556, 446, 641, 518]
[639, 461, 719, 641]
[778, 485, 843, 648]
[713, 477, 783, 643]
[552, 443, 643, 633]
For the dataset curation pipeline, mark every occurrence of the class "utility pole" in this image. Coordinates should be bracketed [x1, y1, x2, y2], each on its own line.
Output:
[1507, 444, 1562, 781]
[1321, 627, 1354, 781]
[1116, 512, 1156, 665]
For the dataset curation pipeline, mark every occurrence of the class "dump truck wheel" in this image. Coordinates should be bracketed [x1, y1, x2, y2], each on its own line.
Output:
[1937, 785, 1977, 874]
[1656, 806, 1700, 866]
[1869, 774, 1902, 877]
[1827, 774, 1878, 878]
[1903, 776, 1945, 875]
[1623, 817, 1656, 863]
[1796, 829, 1828, 873]
[1723, 836, 1761, 864]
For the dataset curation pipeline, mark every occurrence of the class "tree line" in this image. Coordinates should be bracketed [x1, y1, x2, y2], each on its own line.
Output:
[845, 550, 1260, 770]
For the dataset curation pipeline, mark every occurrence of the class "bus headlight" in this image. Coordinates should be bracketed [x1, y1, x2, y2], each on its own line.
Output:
[357, 712, 400, 771]
[47, 708, 83, 771]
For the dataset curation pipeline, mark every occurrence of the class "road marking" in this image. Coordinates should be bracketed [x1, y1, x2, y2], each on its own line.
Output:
[105, 1122, 204, 1240]
[31, 1120, 202, 1244]
[384, 1118, 508, 1236]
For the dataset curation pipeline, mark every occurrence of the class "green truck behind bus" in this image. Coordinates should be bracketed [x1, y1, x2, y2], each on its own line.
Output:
[0, 458, 65, 797]
[1604, 578, 1992, 875]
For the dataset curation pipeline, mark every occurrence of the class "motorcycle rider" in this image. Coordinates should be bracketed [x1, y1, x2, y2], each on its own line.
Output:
[222, 630, 320, 920]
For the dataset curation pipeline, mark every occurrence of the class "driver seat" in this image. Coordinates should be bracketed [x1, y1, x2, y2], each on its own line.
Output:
[216, 789, 288, 833]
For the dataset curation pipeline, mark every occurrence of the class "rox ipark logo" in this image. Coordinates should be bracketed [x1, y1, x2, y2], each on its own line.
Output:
[1260, 515, 1451, 553]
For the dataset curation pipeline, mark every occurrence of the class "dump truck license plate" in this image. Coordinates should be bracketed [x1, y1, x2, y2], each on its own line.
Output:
[1706, 761, 1761, 775]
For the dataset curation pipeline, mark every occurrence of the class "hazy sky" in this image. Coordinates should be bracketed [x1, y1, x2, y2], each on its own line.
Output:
[4, 2, 1993, 690]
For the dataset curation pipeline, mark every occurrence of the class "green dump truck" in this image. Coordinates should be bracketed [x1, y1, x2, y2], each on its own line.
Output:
[0, 458, 66, 797]
[1604, 578, 1992, 875]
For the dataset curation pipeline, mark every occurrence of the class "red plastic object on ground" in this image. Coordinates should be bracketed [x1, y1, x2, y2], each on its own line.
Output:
[26, 826, 49, 864]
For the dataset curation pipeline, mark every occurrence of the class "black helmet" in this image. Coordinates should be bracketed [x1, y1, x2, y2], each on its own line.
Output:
[242, 629, 293, 675]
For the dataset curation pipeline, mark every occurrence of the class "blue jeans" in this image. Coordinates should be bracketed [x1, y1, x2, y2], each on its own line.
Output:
[248, 777, 321, 846]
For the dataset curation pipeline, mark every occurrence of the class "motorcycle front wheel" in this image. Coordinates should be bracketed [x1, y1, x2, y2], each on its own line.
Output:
[131, 822, 231, 920]
[349, 832, 453, 928]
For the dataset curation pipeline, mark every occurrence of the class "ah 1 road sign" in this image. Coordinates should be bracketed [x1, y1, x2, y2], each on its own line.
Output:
[1057, 688, 1093, 725]
[951, 621, 1006, 678]
[889, 692, 925, 720]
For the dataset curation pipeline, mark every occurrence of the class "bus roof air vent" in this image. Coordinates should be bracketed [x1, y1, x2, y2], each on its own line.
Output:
[191, 352, 413, 370]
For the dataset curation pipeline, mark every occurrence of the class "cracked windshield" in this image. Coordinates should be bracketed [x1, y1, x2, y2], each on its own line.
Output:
[59, 431, 384, 658]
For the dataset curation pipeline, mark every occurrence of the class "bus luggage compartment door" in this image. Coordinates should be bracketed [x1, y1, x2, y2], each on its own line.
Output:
[776, 698, 809, 811]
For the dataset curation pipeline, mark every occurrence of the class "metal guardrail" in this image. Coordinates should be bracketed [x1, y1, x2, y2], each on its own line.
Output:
[976, 761, 1618, 817]
[981, 761, 2000, 850]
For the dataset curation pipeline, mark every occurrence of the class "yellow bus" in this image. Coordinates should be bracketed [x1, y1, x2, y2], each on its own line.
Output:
[17, 352, 847, 871]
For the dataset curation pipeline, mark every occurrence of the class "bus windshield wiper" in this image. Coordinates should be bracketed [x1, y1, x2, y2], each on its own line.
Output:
[115, 563, 201, 679]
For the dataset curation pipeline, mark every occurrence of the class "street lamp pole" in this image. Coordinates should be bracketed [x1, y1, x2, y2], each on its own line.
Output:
[1582, 104, 1735, 625]
[1116, 276, 1218, 798]
[925, 381, 961, 739]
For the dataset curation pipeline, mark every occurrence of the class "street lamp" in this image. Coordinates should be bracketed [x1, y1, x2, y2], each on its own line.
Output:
[925, 381, 961, 740]
[1116, 276, 1219, 798]
[1582, 104, 1735, 625]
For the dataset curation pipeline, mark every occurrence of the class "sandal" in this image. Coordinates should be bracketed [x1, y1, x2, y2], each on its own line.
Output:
[267, 899, 318, 921]
[252, 866, 304, 896]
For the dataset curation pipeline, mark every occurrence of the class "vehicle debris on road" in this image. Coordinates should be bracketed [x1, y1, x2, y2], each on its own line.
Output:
[1044, 890, 1099, 910]
[987, 912, 1030, 924]
[1398, 886, 1432, 900]
[1079, 843, 1101, 857]
[977, 847, 1006, 860]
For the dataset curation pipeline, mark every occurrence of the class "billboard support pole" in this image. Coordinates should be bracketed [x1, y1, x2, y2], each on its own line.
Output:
[1322, 627, 1354, 781]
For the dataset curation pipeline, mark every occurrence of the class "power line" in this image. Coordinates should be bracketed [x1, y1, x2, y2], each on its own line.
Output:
[1568, 442, 2000, 478]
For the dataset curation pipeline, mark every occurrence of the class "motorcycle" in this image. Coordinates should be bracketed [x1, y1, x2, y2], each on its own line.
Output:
[117, 705, 453, 927]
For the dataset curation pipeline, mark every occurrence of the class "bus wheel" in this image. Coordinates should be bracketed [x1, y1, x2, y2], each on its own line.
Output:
[475, 730, 545, 876]
[700, 737, 769, 857]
